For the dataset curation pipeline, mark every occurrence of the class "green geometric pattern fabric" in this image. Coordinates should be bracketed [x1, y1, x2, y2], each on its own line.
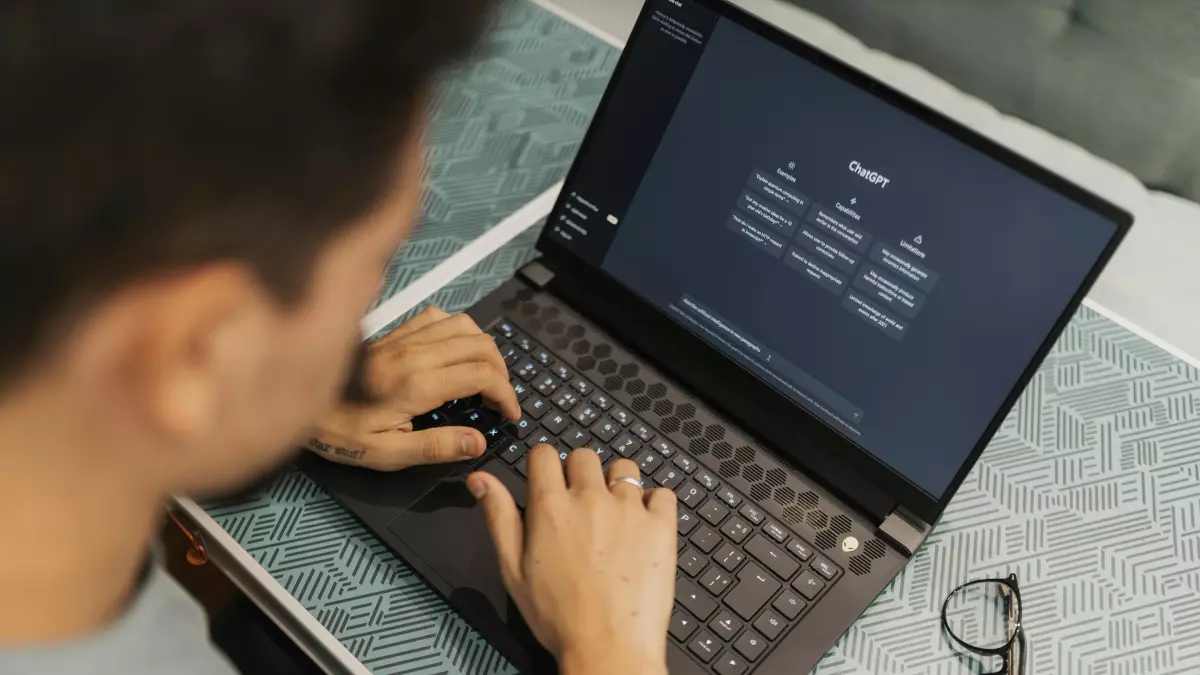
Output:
[373, 0, 615, 309]
[205, 3, 1200, 673]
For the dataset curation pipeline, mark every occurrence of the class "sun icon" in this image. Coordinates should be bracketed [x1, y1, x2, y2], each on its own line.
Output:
[788, 161, 796, 170]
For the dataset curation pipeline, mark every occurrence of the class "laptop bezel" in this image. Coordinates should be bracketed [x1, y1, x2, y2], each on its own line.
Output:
[533, 0, 1133, 525]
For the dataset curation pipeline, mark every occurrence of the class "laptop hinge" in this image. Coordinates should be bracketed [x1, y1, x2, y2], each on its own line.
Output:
[878, 508, 931, 557]
[518, 260, 556, 289]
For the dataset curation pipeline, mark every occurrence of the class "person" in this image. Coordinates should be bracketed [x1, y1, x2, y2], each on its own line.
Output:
[0, 1, 678, 674]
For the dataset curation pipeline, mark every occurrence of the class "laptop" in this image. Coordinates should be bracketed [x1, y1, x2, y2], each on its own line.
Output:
[302, 0, 1132, 672]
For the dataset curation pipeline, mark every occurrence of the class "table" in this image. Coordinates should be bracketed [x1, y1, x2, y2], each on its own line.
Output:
[189, 2, 1200, 673]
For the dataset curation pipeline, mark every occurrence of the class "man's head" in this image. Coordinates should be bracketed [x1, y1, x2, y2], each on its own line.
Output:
[0, 0, 494, 494]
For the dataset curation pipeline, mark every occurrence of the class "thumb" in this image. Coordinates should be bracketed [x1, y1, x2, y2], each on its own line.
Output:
[387, 426, 486, 469]
[467, 471, 525, 588]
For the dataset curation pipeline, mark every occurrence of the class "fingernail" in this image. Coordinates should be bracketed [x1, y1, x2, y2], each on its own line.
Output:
[467, 475, 487, 499]
[462, 434, 482, 457]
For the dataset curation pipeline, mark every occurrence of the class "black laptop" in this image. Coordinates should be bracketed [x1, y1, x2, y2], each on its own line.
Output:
[302, 0, 1132, 672]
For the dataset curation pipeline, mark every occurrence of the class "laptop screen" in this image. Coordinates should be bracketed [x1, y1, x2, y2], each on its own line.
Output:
[543, 0, 1121, 498]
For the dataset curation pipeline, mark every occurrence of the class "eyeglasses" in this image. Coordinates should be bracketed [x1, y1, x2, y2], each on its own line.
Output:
[941, 573, 1026, 675]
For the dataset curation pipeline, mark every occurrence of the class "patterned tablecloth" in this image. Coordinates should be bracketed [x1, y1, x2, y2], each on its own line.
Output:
[204, 3, 1200, 674]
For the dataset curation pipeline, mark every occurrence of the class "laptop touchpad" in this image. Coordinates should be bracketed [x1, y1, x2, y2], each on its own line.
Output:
[385, 462, 548, 671]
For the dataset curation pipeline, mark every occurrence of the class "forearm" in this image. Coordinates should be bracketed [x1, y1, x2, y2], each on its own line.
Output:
[559, 648, 669, 675]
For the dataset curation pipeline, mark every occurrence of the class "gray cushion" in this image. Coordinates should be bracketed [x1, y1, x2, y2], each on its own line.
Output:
[786, 0, 1200, 201]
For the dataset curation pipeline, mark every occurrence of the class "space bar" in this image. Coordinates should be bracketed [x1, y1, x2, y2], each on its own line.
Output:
[477, 459, 528, 510]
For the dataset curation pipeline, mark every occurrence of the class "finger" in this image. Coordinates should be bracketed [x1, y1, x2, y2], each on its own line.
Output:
[526, 444, 567, 503]
[467, 471, 525, 588]
[605, 458, 644, 502]
[382, 426, 489, 468]
[644, 487, 678, 519]
[564, 448, 605, 491]
[408, 362, 521, 421]
[372, 307, 451, 347]
[409, 334, 509, 388]
[396, 313, 486, 347]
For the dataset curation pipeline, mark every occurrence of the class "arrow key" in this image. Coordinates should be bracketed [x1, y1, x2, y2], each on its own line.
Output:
[675, 578, 717, 620]
[707, 610, 742, 641]
[714, 651, 747, 675]
[687, 631, 719, 663]
[669, 611, 698, 642]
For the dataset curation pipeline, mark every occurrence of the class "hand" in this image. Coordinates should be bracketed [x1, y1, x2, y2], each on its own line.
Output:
[468, 446, 677, 675]
[307, 307, 521, 471]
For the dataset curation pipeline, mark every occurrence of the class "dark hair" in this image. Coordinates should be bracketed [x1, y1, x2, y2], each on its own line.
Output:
[0, 0, 495, 385]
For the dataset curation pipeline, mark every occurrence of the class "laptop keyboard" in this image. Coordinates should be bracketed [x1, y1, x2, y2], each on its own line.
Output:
[412, 317, 840, 675]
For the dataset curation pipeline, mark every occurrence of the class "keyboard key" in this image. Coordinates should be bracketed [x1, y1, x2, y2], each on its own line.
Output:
[570, 378, 592, 396]
[677, 509, 699, 536]
[554, 444, 573, 462]
[499, 441, 526, 464]
[495, 321, 517, 339]
[713, 543, 745, 572]
[676, 578, 717, 620]
[762, 521, 788, 543]
[412, 409, 449, 430]
[672, 454, 698, 474]
[724, 563, 780, 621]
[636, 450, 662, 475]
[552, 389, 579, 411]
[745, 535, 799, 580]
[515, 335, 535, 352]
[708, 610, 742, 640]
[481, 426, 506, 447]
[653, 465, 685, 490]
[511, 380, 532, 401]
[752, 609, 786, 640]
[514, 360, 539, 381]
[687, 632, 720, 663]
[526, 430, 554, 448]
[720, 518, 752, 544]
[611, 407, 634, 426]
[561, 424, 590, 448]
[515, 457, 529, 477]
[521, 395, 550, 419]
[549, 362, 573, 381]
[650, 438, 676, 457]
[611, 433, 641, 457]
[716, 487, 742, 508]
[533, 374, 560, 395]
[592, 445, 612, 464]
[677, 483, 705, 507]
[498, 343, 520, 366]
[678, 547, 706, 576]
[630, 422, 655, 442]
[699, 500, 730, 526]
[793, 570, 827, 602]
[714, 652, 747, 675]
[507, 416, 537, 439]
[773, 589, 807, 620]
[733, 630, 767, 662]
[542, 412, 571, 435]
[696, 470, 721, 491]
[590, 392, 612, 409]
[811, 556, 840, 580]
[699, 567, 733, 596]
[590, 419, 620, 443]
[532, 348, 553, 366]
[786, 538, 813, 561]
[739, 504, 766, 525]
[572, 405, 600, 426]
[669, 611, 699, 642]
[689, 525, 721, 553]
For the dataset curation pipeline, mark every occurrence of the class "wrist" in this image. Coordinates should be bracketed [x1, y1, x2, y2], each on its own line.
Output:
[558, 645, 668, 675]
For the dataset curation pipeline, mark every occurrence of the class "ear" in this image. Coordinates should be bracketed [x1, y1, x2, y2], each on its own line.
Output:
[110, 262, 274, 446]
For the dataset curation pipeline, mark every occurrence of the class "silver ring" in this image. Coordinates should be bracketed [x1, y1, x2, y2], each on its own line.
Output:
[608, 476, 644, 491]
